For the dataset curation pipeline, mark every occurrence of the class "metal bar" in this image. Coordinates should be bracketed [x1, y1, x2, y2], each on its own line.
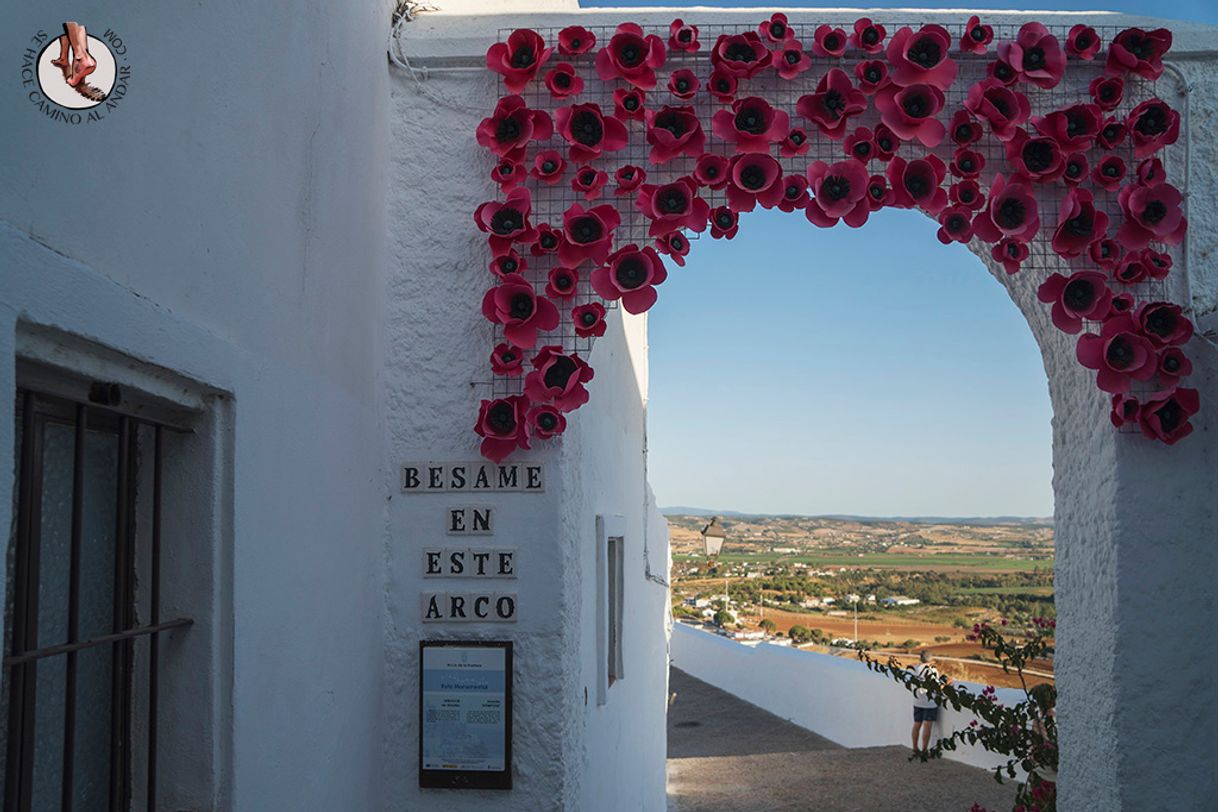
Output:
[147, 426, 162, 811]
[109, 416, 132, 812]
[2, 619, 193, 667]
[6, 391, 38, 812]
[61, 404, 86, 812]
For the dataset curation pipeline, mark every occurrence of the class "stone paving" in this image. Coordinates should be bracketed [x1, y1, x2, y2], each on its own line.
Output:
[667, 668, 1018, 812]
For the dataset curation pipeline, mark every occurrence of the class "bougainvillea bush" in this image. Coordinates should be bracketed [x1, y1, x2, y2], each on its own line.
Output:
[475, 16, 1196, 462]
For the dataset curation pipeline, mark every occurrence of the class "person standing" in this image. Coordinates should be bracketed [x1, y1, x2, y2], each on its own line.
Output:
[911, 650, 948, 755]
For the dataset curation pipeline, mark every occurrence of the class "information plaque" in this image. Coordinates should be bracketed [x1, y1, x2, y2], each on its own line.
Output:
[419, 640, 513, 790]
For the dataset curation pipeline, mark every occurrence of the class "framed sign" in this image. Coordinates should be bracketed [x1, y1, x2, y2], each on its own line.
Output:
[419, 640, 513, 790]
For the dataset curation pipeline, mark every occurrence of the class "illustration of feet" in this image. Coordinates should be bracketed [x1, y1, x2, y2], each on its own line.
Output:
[59, 22, 107, 103]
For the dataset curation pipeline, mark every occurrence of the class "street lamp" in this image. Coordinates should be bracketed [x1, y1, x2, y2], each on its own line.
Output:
[701, 517, 730, 619]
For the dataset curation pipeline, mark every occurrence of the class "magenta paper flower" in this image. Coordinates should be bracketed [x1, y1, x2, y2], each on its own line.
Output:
[886, 25, 957, 89]
[655, 232, 689, 266]
[1155, 348, 1192, 387]
[707, 68, 739, 103]
[486, 29, 552, 93]
[998, 22, 1065, 89]
[614, 165, 646, 196]
[667, 69, 699, 100]
[777, 175, 810, 213]
[950, 111, 982, 146]
[1142, 248, 1173, 279]
[546, 266, 579, 300]
[482, 274, 560, 349]
[1106, 28, 1172, 80]
[545, 63, 583, 98]
[844, 127, 876, 162]
[1135, 302, 1193, 347]
[949, 148, 984, 179]
[972, 174, 1039, 244]
[525, 346, 594, 412]
[613, 88, 647, 121]
[874, 83, 945, 147]
[811, 25, 848, 58]
[1076, 314, 1157, 394]
[556, 103, 628, 163]
[592, 244, 668, 314]
[1097, 117, 1127, 150]
[490, 251, 526, 280]
[710, 32, 771, 78]
[1136, 157, 1167, 187]
[636, 177, 710, 237]
[960, 16, 993, 54]
[1117, 181, 1186, 248]
[781, 128, 810, 157]
[1090, 237, 1121, 271]
[1092, 156, 1127, 191]
[1059, 153, 1086, 186]
[806, 159, 871, 228]
[872, 125, 900, 160]
[855, 60, 890, 95]
[1090, 76, 1124, 110]
[475, 395, 531, 463]
[992, 238, 1029, 275]
[531, 150, 566, 185]
[964, 79, 1031, 142]
[886, 155, 948, 214]
[528, 404, 567, 440]
[1037, 271, 1113, 333]
[937, 206, 975, 245]
[531, 223, 560, 256]
[490, 343, 525, 376]
[797, 69, 866, 141]
[645, 105, 705, 164]
[714, 96, 790, 153]
[559, 203, 621, 267]
[773, 40, 812, 80]
[491, 158, 525, 189]
[760, 13, 794, 44]
[1005, 132, 1064, 183]
[950, 180, 984, 210]
[694, 154, 730, 189]
[476, 95, 552, 161]
[726, 154, 784, 212]
[987, 58, 1019, 86]
[572, 165, 608, 201]
[596, 23, 666, 89]
[1113, 251, 1152, 285]
[1109, 292, 1134, 316]
[709, 206, 739, 239]
[1138, 388, 1198, 444]
[865, 174, 891, 212]
[850, 18, 887, 53]
[1034, 103, 1102, 151]
[558, 26, 596, 56]
[1110, 393, 1140, 428]
[572, 302, 607, 338]
[475, 187, 538, 257]
[669, 20, 700, 52]
[1067, 25, 1101, 60]
[1052, 188, 1109, 258]
[1127, 99, 1180, 158]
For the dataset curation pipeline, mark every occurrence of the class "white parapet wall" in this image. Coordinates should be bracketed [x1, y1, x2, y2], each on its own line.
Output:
[671, 622, 1025, 772]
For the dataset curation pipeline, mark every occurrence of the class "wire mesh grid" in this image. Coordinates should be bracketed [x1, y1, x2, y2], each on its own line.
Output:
[478, 20, 1189, 419]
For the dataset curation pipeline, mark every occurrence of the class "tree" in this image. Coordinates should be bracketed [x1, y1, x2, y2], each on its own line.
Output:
[759, 618, 777, 634]
[712, 610, 733, 628]
[788, 625, 812, 644]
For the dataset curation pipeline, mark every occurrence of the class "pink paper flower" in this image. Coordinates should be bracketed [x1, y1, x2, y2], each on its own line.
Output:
[714, 96, 791, 153]
[964, 79, 1031, 142]
[1067, 25, 1101, 60]
[531, 150, 566, 185]
[1097, 117, 1127, 150]
[1076, 314, 1157, 394]
[806, 159, 871, 228]
[992, 238, 1028, 274]
[636, 177, 710, 237]
[1136, 157, 1167, 186]
[694, 154, 730, 189]
[855, 60, 890, 94]
[850, 19, 887, 54]
[490, 343, 525, 376]
[949, 148, 984, 179]
[644, 105, 705, 165]
[556, 102, 628, 163]
[1063, 153, 1089, 186]
[1155, 348, 1192, 387]
[486, 29, 552, 93]
[1005, 132, 1063, 183]
[546, 267, 579, 300]
[655, 232, 690, 266]
[1106, 27, 1172, 80]
[780, 128, 810, 157]
[950, 180, 984, 210]
[760, 13, 794, 44]
[531, 223, 560, 256]
[491, 158, 525, 189]
[886, 25, 957, 89]
[1110, 393, 1140, 428]
[950, 111, 982, 146]
[886, 155, 948, 214]
[525, 346, 594, 412]
[1093, 156, 1127, 191]
[596, 23, 667, 89]
[1138, 388, 1198, 444]
[1117, 181, 1186, 248]
[796, 69, 866, 140]
[998, 22, 1065, 88]
[475, 396, 531, 463]
[476, 95, 553, 161]
[726, 154, 784, 212]
[591, 244, 668, 314]
[777, 175, 810, 213]
[528, 404, 567, 440]
[1034, 103, 1102, 151]
[1037, 271, 1113, 333]
[1090, 76, 1124, 111]
[865, 174, 891, 211]
[572, 302, 607, 338]
[1090, 237, 1121, 271]
[710, 32, 771, 78]
[960, 16, 993, 54]
[1135, 302, 1193, 347]
[773, 40, 812, 80]
[707, 68, 739, 103]
[475, 187, 538, 256]
[667, 69, 700, 100]
[613, 88, 647, 121]
[614, 165, 646, 196]
[987, 58, 1018, 86]
[1052, 188, 1109, 258]
[559, 203, 621, 267]
[811, 25, 848, 58]
[709, 206, 739, 239]
[872, 125, 900, 161]
[844, 127, 876, 162]
[490, 251, 526, 279]
[669, 20, 700, 52]
[937, 206, 975, 244]
[545, 63, 583, 98]
[1127, 99, 1180, 158]
[481, 274, 560, 349]
[558, 26, 596, 56]
[572, 165, 608, 200]
[973, 174, 1039, 245]
[875, 83, 946, 147]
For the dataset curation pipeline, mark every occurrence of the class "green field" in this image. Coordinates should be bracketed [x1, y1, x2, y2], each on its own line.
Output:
[959, 585, 1055, 596]
[673, 551, 1053, 572]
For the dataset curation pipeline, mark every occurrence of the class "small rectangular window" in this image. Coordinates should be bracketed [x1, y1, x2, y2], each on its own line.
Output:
[607, 535, 624, 686]
[595, 515, 626, 705]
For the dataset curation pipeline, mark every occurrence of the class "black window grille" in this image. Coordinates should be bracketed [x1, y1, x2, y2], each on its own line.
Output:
[5, 388, 193, 812]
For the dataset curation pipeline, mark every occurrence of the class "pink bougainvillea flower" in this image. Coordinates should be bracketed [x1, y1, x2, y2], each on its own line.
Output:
[491, 158, 525, 189]
[476, 95, 553, 161]
[973, 174, 1039, 244]
[855, 60, 890, 95]
[1090, 76, 1124, 111]
[1135, 301, 1193, 347]
[773, 39, 812, 80]
[614, 164, 646, 196]
[865, 174, 891, 211]
[874, 83, 946, 147]
[1127, 99, 1180, 158]
[645, 105, 705, 164]
[486, 29, 552, 93]
[596, 23, 666, 89]
[475, 187, 538, 256]
[525, 346, 594, 412]
[531, 150, 566, 185]
[963, 79, 1031, 142]
[1117, 181, 1186, 248]
[950, 179, 984, 211]
[591, 244, 669, 314]
[714, 96, 791, 153]
[1137, 387, 1199, 444]
[844, 127, 876, 162]
[694, 154, 730, 189]
[1076, 314, 1157, 394]
[556, 102, 628, 163]
[1034, 103, 1102, 151]
[1037, 271, 1113, 333]
[992, 237, 1029, 274]
[572, 301, 607, 338]
[949, 111, 982, 146]
[1136, 157, 1167, 186]
[481, 273, 560, 349]
[780, 128, 810, 157]
[636, 177, 710, 237]
[710, 32, 771, 78]
[886, 25, 957, 89]
[949, 147, 984, 179]
[490, 250, 526, 280]
[850, 18, 887, 54]
[727, 154, 785, 212]
[559, 203, 621, 267]
[531, 223, 560, 256]
[1089, 237, 1121, 271]
[1106, 27, 1172, 80]
[886, 155, 948, 214]
[998, 22, 1065, 88]
[667, 69, 700, 100]
[1155, 347, 1192, 387]
[937, 206, 975, 244]
[572, 165, 608, 200]
[475, 395, 530, 463]
[545, 62, 583, 98]
[1110, 393, 1140, 428]
[669, 19, 700, 52]
[987, 57, 1019, 86]
[613, 87, 647, 121]
[796, 69, 866, 141]
[527, 403, 567, 440]
[655, 232, 689, 266]
[812, 24, 848, 58]
[806, 159, 871, 228]
[760, 13, 794, 44]
[960, 16, 993, 54]
[490, 343, 526, 377]
[546, 266, 579, 300]
[1052, 188, 1109, 258]
[1005, 132, 1064, 183]
[1062, 152, 1089, 186]
[1093, 155, 1127, 191]
[558, 26, 596, 56]
[777, 174, 810, 213]
[707, 68, 739, 102]
[1067, 25, 1101, 60]
[872, 124, 900, 161]
[709, 206, 739, 239]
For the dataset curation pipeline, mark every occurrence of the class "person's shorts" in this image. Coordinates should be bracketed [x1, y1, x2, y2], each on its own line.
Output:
[913, 706, 939, 722]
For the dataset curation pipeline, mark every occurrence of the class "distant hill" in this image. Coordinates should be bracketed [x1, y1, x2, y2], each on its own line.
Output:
[661, 507, 1052, 527]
